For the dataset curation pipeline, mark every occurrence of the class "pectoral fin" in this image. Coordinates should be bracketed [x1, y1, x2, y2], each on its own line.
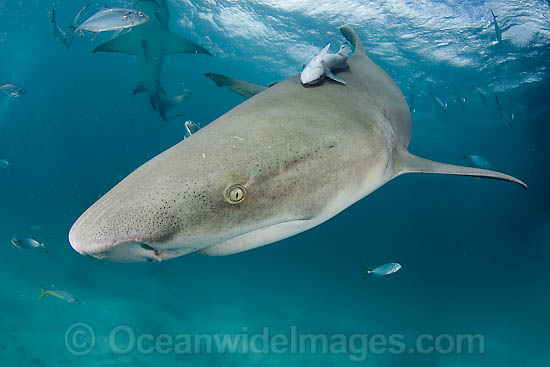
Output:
[326, 70, 347, 85]
[204, 73, 267, 99]
[94, 31, 139, 55]
[161, 30, 211, 56]
[395, 149, 527, 189]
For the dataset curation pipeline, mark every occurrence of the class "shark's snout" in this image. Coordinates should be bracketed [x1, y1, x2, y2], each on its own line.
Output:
[68, 222, 161, 262]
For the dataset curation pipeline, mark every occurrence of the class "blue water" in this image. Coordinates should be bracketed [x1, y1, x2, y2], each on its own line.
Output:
[1, 0, 549, 366]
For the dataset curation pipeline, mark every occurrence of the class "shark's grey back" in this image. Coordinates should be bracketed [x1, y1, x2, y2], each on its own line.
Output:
[339, 25, 412, 147]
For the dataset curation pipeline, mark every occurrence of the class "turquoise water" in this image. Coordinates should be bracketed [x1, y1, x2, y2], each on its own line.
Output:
[1, 0, 549, 366]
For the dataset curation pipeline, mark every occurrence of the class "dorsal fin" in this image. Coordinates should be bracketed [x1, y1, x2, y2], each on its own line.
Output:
[339, 25, 366, 57]
[318, 43, 330, 58]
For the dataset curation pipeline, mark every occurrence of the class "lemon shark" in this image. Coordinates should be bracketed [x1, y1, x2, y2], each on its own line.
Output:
[94, 0, 210, 120]
[69, 25, 526, 262]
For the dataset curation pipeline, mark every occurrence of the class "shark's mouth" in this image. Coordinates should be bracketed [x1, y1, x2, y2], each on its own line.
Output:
[88, 240, 198, 263]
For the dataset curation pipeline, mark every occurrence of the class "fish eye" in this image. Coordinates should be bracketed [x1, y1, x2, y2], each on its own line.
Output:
[224, 184, 246, 204]
[138, 11, 144, 16]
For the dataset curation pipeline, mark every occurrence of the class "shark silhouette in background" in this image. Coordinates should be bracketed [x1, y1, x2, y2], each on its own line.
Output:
[94, 0, 211, 120]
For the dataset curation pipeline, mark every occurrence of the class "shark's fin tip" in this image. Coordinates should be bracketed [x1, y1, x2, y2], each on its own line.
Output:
[395, 149, 527, 189]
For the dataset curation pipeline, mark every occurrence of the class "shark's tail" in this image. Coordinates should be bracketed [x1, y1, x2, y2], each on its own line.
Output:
[38, 285, 50, 300]
[158, 91, 192, 121]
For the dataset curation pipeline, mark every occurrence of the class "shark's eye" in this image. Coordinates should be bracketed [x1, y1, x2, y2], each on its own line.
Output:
[224, 184, 246, 204]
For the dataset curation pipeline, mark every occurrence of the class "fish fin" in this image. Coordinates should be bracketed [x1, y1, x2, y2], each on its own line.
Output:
[94, 31, 139, 55]
[155, 10, 161, 23]
[339, 25, 366, 57]
[72, 3, 90, 29]
[318, 43, 331, 58]
[50, 8, 56, 24]
[38, 285, 49, 300]
[204, 73, 268, 99]
[133, 82, 146, 95]
[160, 30, 211, 56]
[394, 149, 527, 189]
[158, 91, 192, 121]
[150, 95, 157, 111]
[325, 70, 347, 85]
[41, 236, 50, 254]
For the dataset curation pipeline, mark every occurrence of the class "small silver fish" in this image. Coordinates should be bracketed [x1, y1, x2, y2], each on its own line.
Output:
[465, 155, 491, 169]
[495, 92, 514, 128]
[11, 237, 47, 252]
[0, 84, 26, 98]
[50, 9, 70, 52]
[452, 83, 466, 110]
[38, 285, 80, 304]
[473, 85, 488, 104]
[0, 159, 10, 168]
[75, 8, 149, 34]
[429, 83, 447, 112]
[362, 262, 402, 278]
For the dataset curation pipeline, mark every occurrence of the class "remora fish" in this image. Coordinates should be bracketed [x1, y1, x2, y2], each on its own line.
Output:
[94, 0, 210, 120]
[75, 8, 149, 34]
[69, 26, 526, 263]
[301, 43, 349, 85]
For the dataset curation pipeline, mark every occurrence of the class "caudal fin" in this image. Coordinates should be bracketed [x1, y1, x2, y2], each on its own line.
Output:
[41, 236, 50, 254]
[394, 149, 527, 189]
[38, 285, 49, 300]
